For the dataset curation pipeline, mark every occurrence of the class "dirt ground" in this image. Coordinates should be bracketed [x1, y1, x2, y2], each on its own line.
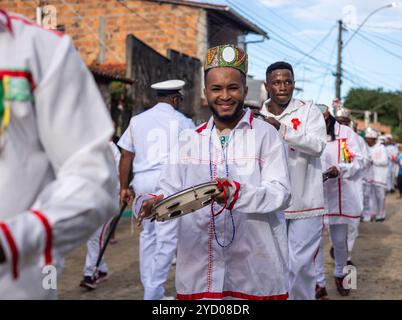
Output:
[58, 193, 402, 300]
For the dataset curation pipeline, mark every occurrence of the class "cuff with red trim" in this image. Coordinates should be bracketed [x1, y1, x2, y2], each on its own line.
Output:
[226, 180, 241, 210]
[0, 223, 18, 279]
[0, 212, 48, 280]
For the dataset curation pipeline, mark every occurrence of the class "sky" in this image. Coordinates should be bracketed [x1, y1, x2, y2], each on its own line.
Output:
[198, 0, 402, 107]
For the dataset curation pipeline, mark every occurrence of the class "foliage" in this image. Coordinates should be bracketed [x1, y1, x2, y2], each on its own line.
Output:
[344, 88, 402, 140]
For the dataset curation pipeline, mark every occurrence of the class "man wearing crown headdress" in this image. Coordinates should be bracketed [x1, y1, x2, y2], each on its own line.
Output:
[136, 45, 292, 300]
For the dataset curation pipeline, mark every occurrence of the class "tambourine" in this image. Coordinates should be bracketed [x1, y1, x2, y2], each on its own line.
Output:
[150, 182, 222, 222]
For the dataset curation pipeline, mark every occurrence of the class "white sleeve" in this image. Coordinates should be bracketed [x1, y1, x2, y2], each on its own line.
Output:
[358, 137, 371, 170]
[229, 129, 292, 214]
[2, 36, 118, 268]
[279, 103, 327, 157]
[118, 118, 135, 153]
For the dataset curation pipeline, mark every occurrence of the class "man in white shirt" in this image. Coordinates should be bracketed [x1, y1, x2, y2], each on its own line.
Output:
[136, 45, 292, 300]
[0, 11, 118, 299]
[118, 79, 194, 300]
[260, 61, 327, 300]
[364, 129, 389, 222]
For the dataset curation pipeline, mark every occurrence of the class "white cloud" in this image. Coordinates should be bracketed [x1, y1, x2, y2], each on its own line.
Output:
[293, 29, 329, 37]
[258, 0, 402, 30]
[258, 0, 295, 7]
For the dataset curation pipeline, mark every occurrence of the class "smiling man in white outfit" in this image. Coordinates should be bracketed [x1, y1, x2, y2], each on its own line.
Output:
[261, 61, 327, 300]
[118, 79, 194, 300]
[136, 45, 292, 300]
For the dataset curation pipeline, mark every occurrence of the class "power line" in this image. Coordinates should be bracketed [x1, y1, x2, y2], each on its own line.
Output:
[294, 23, 337, 67]
[355, 32, 402, 62]
[359, 24, 402, 31]
[316, 38, 337, 102]
[224, 0, 335, 70]
[228, 0, 335, 55]
[359, 29, 402, 49]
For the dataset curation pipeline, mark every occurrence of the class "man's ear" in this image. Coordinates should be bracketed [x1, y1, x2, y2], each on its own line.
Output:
[264, 81, 269, 92]
[244, 86, 248, 98]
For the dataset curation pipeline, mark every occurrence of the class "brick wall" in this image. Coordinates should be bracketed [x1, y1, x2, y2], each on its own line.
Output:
[2, 0, 206, 66]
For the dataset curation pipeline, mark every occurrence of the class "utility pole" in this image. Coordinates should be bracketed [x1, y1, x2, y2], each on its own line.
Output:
[335, 20, 343, 100]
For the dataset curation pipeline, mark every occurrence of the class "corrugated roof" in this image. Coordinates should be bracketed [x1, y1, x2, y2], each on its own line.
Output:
[150, 0, 268, 37]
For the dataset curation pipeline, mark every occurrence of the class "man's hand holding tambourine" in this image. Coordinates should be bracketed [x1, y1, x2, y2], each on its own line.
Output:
[213, 178, 232, 205]
[137, 194, 164, 226]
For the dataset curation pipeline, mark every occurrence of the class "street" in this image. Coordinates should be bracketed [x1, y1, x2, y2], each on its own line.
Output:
[59, 193, 402, 300]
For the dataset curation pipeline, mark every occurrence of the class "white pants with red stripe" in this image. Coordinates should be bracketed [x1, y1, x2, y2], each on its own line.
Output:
[133, 170, 178, 300]
[347, 219, 360, 261]
[83, 223, 109, 277]
[315, 224, 348, 287]
[287, 216, 323, 300]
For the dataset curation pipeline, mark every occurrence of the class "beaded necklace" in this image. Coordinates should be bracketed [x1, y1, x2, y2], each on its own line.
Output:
[209, 123, 235, 247]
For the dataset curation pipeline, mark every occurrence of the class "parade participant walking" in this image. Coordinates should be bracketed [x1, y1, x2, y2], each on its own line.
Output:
[0, 10, 118, 299]
[79, 141, 121, 290]
[398, 150, 402, 198]
[260, 61, 327, 300]
[363, 128, 389, 222]
[137, 45, 292, 300]
[347, 120, 370, 265]
[315, 106, 363, 297]
[118, 79, 194, 300]
[385, 134, 398, 193]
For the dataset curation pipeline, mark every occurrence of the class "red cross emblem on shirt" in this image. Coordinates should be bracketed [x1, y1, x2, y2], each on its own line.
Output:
[291, 118, 301, 130]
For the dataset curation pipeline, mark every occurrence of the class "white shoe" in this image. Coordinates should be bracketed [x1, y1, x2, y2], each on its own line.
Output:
[171, 255, 177, 266]
[161, 295, 175, 300]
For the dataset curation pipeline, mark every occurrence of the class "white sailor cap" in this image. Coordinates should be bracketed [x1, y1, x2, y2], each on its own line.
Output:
[151, 79, 185, 95]
[365, 127, 379, 139]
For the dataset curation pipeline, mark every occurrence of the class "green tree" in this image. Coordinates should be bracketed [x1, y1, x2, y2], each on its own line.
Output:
[344, 88, 402, 140]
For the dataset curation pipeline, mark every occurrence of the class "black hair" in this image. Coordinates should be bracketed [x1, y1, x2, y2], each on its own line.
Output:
[204, 68, 247, 86]
[327, 113, 337, 141]
[266, 61, 294, 78]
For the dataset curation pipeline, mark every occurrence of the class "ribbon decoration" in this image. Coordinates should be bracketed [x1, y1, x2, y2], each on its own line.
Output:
[340, 139, 354, 163]
[0, 76, 11, 138]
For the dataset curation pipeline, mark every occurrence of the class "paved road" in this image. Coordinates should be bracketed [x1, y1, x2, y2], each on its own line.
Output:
[59, 193, 402, 300]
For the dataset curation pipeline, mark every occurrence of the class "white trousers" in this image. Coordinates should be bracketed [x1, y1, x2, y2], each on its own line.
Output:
[315, 224, 348, 287]
[362, 184, 386, 221]
[387, 164, 395, 191]
[373, 185, 386, 220]
[362, 184, 373, 222]
[134, 170, 178, 300]
[287, 216, 323, 300]
[83, 223, 110, 277]
[347, 219, 360, 261]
